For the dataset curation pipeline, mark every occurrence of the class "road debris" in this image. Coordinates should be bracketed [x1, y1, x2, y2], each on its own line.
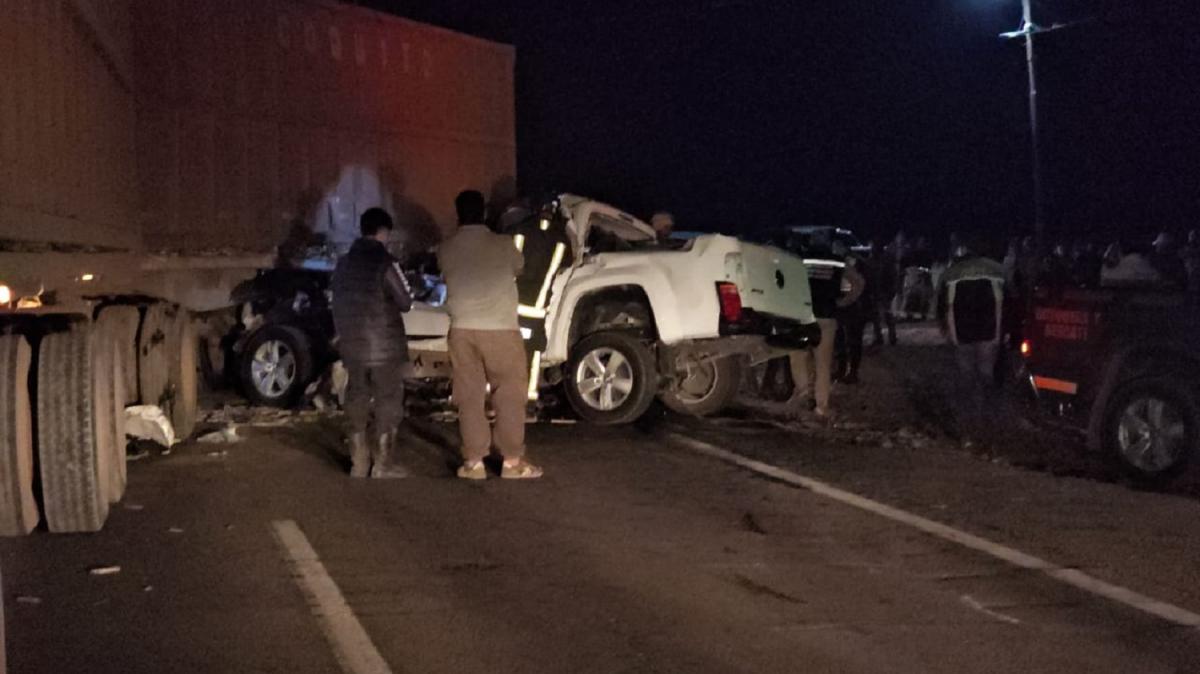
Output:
[206, 449, 229, 458]
[167, 527, 184, 534]
[15, 595, 42, 605]
[88, 566, 122, 577]
[124, 405, 176, 447]
[200, 404, 326, 429]
[123, 503, 144, 511]
[197, 426, 240, 444]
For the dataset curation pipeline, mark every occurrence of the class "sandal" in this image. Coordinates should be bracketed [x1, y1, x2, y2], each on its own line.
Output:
[501, 460, 543, 480]
[457, 461, 487, 481]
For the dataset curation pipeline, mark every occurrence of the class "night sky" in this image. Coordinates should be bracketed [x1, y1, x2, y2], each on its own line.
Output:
[359, 0, 1200, 244]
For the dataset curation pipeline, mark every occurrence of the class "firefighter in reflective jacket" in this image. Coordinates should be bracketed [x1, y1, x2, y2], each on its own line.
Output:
[510, 205, 573, 401]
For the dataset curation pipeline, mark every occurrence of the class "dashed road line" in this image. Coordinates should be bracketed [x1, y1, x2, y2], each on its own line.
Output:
[667, 432, 1200, 629]
[271, 520, 393, 674]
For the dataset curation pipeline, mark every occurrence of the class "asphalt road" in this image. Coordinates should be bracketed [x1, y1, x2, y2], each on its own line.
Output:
[2, 413, 1200, 673]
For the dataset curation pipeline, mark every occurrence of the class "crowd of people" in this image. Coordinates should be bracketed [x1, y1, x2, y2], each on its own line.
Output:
[780, 225, 1199, 442]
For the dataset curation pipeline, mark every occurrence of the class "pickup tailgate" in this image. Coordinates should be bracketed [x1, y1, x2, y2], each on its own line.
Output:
[1026, 288, 1109, 396]
[733, 242, 816, 324]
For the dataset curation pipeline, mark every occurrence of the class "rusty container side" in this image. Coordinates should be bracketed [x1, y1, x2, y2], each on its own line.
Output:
[0, 0, 140, 251]
[134, 0, 517, 254]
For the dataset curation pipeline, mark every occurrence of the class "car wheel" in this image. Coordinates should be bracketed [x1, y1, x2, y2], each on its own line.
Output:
[659, 355, 743, 417]
[240, 325, 313, 408]
[564, 331, 658, 425]
[1103, 376, 1198, 485]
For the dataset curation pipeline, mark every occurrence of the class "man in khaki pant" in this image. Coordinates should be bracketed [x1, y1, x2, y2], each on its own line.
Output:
[438, 190, 543, 480]
[791, 237, 864, 418]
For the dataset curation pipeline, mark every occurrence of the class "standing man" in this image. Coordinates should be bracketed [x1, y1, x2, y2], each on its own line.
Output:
[866, 235, 897, 347]
[439, 190, 543, 480]
[937, 239, 1006, 447]
[791, 232, 864, 418]
[331, 208, 414, 478]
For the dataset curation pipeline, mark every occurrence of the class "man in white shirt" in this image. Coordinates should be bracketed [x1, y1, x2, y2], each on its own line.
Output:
[438, 190, 543, 480]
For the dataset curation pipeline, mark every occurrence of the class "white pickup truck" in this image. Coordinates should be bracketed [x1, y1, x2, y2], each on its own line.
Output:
[410, 194, 820, 424]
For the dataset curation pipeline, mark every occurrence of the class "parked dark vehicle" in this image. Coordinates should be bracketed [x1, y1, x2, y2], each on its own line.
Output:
[1022, 285, 1200, 484]
[229, 268, 337, 406]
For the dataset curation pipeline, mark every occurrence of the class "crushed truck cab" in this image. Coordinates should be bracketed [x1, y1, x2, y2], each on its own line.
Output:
[510, 194, 819, 423]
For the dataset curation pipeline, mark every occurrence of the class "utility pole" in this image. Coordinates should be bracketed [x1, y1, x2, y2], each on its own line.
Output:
[1003, 0, 1045, 256]
[1021, 0, 1045, 257]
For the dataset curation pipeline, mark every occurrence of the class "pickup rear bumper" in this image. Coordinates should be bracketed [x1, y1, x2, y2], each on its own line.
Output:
[720, 309, 822, 350]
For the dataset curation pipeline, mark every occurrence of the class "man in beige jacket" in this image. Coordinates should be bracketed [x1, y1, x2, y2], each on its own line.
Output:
[438, 190, 543, 480]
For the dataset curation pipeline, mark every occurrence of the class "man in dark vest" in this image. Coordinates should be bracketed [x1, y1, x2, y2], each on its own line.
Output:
[331, 208, 414, 478]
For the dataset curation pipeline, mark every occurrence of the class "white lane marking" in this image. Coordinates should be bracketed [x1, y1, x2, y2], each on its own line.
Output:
[271, 520, 393, 674]
[960, 595, 1022, 625]
[667, 433, 1200, 629]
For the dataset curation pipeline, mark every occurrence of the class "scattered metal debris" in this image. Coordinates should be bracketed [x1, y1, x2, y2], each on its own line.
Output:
[197, 426, 240, 444]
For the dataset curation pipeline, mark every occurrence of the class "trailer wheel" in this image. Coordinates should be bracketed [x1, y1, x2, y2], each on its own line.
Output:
[38, 325, 109, 533]
[96, 310, 130, 502]
[0, 336, 38, 536]
[89, 328, 117, 506]
[138, 304, 173, 408]
[99, 306, 140, 404]
[168, 313, 199, 440]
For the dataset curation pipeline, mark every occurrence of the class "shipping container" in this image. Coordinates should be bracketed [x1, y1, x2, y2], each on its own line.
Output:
[133, 0, 516, 253]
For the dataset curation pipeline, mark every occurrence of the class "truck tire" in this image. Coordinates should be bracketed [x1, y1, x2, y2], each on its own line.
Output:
[659, 355, 743, 417]
[95, 312, 129, 502]
[564, 331, 658, 425]
[239, 325, 313, 408]
[167, 312, 199, 439]
[138, 304, 173, 408]
[89, 327, 118, 505]
[0, 336, 38, 536]
[1103, 376, 1198, 486]
[98, 306, 140, 405]
[38, 326, 109, 533]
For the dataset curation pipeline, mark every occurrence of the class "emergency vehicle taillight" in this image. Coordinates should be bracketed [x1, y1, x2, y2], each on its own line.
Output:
[1020, 339, 1032, 357]
[716, 282, 742, 323]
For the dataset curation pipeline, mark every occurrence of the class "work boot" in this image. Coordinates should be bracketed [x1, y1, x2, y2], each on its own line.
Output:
[349, 432, 371, 478]
[370, 430, 409, 479]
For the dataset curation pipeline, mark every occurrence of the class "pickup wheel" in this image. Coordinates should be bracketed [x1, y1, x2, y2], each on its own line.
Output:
[660, 355, 743, 417]
[0, 336, 37, 536]
[1103, 376, 1198, 486]
[240, 325, 313, 408]
[564, 331, 658, 425]
[37, 326, 110, 533]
